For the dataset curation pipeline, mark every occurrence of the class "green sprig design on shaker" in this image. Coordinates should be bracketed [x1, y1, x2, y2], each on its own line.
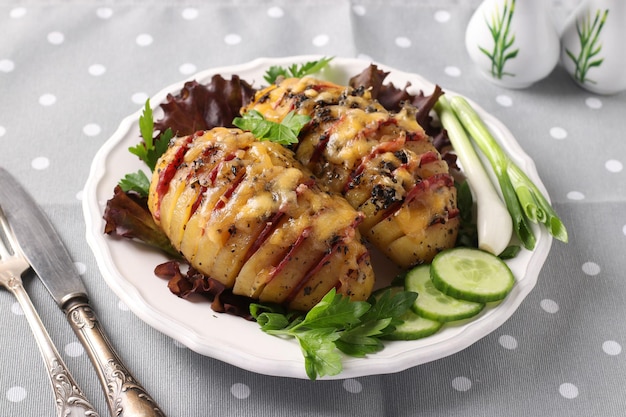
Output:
[478, 0, 519, 79]
[565, 9, 609, 85]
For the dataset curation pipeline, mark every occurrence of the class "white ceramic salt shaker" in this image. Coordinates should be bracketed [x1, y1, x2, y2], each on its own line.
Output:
[560, 0, 626, 95]
[465, 0, 560, 88]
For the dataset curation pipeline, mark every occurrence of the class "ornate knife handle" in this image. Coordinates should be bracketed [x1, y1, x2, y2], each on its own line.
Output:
[64, 299, 166, 417]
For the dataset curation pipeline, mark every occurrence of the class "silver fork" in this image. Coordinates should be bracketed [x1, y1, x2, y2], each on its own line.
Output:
[0, 205, 100, 417]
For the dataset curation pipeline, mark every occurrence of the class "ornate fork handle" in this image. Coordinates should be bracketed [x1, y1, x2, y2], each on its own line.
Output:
[7, 275, 99, 417]
[64, 298, 166, 417]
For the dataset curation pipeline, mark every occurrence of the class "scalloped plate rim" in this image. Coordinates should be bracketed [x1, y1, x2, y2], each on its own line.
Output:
[82, 55, 552, 380]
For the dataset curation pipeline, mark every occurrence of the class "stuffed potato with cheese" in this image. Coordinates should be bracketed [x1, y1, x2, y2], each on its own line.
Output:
[147, 127, 374, 311]
[243, 77, 460, 267]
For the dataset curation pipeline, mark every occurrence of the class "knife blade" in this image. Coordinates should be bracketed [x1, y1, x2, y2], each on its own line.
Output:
[0, 169, 88, 308]
[0, 167, 166, 417]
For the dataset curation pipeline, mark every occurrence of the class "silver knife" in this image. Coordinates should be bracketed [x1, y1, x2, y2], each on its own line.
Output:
[0, 168, 166, 417]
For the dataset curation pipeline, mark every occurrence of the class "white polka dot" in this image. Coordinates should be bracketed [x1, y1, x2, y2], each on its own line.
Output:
[10, 8, 27, 19]
[395, 37, 412, 48]
[76, 189, 84, 201]
[0, 59, 15, 72]
[96, 7, 113, 19]
[312, 34, 330, 47]
[0, 125, 5, 137]
[64, 342, 84, 357]
[352, 5, 367, 16]
[136, 34, 154, 47]
[181, 8, 199, 20]
[451, 376, 472, 392]
[6, 386, 27, 402]
[585, 97, 602, 109]
[224, 33, 242, 45]
[267, 6, 285, 18]
[31, 156, 50, 170]
[343, 378, 363, 394]
[357, 53, 373, 62]
[498, 334, 518, 350]
[434, 10, 451, 23]
[39, 93, 57, 106]
[83, 123, 102, 137]
[47, 31, 65, 45]
[605, 159, 623, 173]
[567, 191, 585, 200]
[444, 66, 461, 77]
[88, 64, 106, 76]
[582, 261, 601, 276]
[131, 92, 149, 105]
[179, 63, 197, 75]
[117, 300, 129, 311]
[623, 224, 626, 237]
[549, 126, 567, 140]
[559, 382, 579, 399]
[602, 340, 622, 356]
[11, 302, 24, 315]
[496, 94, 513, 107]
[74, 262, 87, 275]
[540, 299, 559, 314]
[230, 383, 251, 399]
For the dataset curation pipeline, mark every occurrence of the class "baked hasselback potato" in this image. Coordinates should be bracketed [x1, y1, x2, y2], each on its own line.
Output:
[147, 127, 374, 311]
[243, 77, 460, 267]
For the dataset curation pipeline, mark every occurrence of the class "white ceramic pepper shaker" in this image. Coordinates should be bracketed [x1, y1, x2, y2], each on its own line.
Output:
[465, 0, 560, 88]
[560, 0, 626, 95]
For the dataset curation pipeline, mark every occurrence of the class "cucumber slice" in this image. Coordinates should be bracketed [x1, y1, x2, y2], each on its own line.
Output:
[431, 248, 515, 303]
[372, 286, 442, 340]
[405, 265, 485, 322]
[384, 309, 443, 340]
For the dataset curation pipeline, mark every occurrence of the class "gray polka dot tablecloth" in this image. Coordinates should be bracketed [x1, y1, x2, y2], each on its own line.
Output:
[1, 1, 625, 416]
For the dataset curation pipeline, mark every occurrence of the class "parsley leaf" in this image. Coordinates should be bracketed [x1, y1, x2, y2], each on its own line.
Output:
[118, 170, 151, 197]
[335, 319, 391, 357]
[250, 287, 416, 380]
[232, 110, 310, 145]
[302, 290, 370, 329]
[263, 57, 334, 84]
[364, 286, 417, 323]
[120, 99, 173, 195]
[336, 289, 417, 356]
[128, 100, 173, 171]
[298, 328, 343, 380]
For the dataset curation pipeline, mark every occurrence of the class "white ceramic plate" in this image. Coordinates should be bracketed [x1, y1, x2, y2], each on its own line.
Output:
[83, 56, 552, 379]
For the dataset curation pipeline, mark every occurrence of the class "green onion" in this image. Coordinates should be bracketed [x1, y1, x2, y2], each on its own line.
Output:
[448, 96, 568, 249]
[436, 96, 513, 256]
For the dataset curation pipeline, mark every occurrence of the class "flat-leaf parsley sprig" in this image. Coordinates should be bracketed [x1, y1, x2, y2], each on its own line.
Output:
[233, 109, 310, 145]
[119, 100, 173, 196]
[263, 57, 334, 84]
[250, 287, 417, 380]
